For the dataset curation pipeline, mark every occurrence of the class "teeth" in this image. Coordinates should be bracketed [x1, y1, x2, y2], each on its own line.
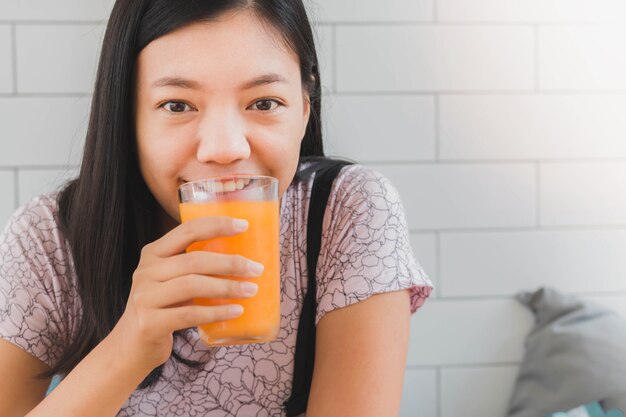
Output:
[223, 180, 236, 192]
[220, 179, 247, 192]
[204, 178, 252, 194]
[212, 182, 224, 193]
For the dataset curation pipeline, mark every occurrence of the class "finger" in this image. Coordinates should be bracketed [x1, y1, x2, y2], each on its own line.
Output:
[147, 251, 264, 282]
[145, 216, 249, 258]
[156, 304, 244, 333]
[147, 274, 258, 308]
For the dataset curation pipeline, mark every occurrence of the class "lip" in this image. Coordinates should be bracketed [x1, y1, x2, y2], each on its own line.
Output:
[180, 173, 272, 185]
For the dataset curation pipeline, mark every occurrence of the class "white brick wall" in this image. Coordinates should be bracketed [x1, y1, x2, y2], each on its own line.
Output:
[17, 167, 79, 205]
[0, 0, 114, 21]
[0, 25, 11, 93]
[16, 24, 104, 93]
[308, 0, 433, 23]
[0, 170, 15, 226]
[541, 162, 626, 226]
[408, 299, 532, 366]
[336, 26, 534, 92]
[375, 163, 536, 229]
[440, 230, 626, 296]
[410, 233, 438, 295]
[311, 24, 333, 93]
[440, 366, 519, 417]
[437, 0, 626, 22]
[0, 97, 89, 165]
[400, 369, 438, 416]
[440, 95, 626, 159]
[1, 1, 626, 416]
[324, 95, 436, 161]
[539, 25, 626, 90]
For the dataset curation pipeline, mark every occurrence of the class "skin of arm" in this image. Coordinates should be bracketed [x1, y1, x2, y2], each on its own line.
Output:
[0, 340, 51, 417]
[23, 330, 151, 417]
[0, 337, 145, 417]
[0, 215, 256, 417]
[305, 289, 412, 417]
[1, 274, 413, 417]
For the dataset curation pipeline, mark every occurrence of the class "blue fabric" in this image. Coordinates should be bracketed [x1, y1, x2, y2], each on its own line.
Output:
[542, 401, 625, 417]
[46, 375, 61, 396]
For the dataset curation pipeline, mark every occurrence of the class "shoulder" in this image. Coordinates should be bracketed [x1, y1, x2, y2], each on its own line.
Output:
[3, 192, 62, 235]
[326, 164, 404, 223]
[332, 164, 398, 201]
[0, 193, 78, 368]
[1, 192, 69, 275]
[288, 163, 398, 204]
[284, 163, 404, 233]
[313, 164, 432, 321]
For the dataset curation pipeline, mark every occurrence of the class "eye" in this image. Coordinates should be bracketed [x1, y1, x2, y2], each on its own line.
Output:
[160, 101, 194, 113]
[250, 99, 282, 112]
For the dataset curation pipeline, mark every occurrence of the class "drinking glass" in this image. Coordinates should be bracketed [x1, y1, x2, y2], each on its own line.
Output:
[178, 175, 280, 345]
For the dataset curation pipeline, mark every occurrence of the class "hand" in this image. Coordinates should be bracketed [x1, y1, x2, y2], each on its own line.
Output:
[108, 216, 264, 373]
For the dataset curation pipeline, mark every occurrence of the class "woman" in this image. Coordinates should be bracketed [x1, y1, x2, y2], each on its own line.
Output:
[0, 0, 432, 416]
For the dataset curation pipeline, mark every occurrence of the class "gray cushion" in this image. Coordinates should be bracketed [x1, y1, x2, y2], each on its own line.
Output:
[507, 287, 626, 417]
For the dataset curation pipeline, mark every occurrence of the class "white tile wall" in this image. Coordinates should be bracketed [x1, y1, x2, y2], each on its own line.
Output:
[440, 94, 626, 160]
[408, 299, 532, 366]
[17, 168, 78, 206]
[539, 25, 626, 90]
[440, 230, 626, 297]
[2, 1, 626, 415]
[16, 24, 104, 93]
[311, 24, 334, 93]
[336, 26, 534, 92]
[399, 369, 438, 417]
[410, 233, 438, 296]
[440, 366, 519, 417]
[372, 164, 536, 230]
[324, 95, 436, 161]
[437, 0, 626, 22]
[0, 171, 15, 228]
[0, 97, 90, 166]
[541, 162, 626, 226]
[0, 25, 11, 93]
[0, 0, 114, 21]
[307, 0, 433, 23]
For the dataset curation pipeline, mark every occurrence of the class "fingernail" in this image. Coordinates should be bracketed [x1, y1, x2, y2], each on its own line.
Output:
[232, 219, 248, 232]
[248, 261, 265, 277]
[228, 305, 244, 318]
[241, 282, 259, 296]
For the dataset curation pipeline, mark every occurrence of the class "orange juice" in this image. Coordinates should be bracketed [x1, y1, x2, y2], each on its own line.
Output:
[179, 200, 280, 345]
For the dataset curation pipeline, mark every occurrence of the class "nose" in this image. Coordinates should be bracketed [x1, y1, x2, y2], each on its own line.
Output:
[195, 110, 251, 164]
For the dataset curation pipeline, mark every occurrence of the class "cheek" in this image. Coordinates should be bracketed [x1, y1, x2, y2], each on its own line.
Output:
[136, 112, 163, 174]
[136, 136, 185, 220]
[137, 140, 167, 186]
[136, 123, 191, 181]
[256, 121, 301, 160]
[258, 123, 303, 196]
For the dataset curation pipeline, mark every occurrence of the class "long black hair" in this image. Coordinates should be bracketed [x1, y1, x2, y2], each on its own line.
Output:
[51, 0, 330, 388]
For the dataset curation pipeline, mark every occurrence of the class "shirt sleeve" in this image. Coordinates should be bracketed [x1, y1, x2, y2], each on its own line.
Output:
[0, 195, 79, 368]
[315, 165, 433, 324]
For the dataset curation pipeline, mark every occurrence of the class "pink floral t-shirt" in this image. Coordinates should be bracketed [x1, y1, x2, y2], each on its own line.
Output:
[0, 164, 432, 416]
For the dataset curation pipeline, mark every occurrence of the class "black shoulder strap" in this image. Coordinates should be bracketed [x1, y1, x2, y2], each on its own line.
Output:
[284, 162, 350, 416]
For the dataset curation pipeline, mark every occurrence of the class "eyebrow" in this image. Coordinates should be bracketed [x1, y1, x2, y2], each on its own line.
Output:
[151, 73, 288, 90]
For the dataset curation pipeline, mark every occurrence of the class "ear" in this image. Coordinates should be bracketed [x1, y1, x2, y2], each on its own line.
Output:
[301, 93, 311, 140]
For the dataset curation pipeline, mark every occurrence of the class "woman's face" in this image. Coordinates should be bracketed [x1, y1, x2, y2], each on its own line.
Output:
[135, 10, 311, 226]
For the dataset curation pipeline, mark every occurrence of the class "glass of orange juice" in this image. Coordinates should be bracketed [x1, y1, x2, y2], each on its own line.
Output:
[178, 175, 280, 346]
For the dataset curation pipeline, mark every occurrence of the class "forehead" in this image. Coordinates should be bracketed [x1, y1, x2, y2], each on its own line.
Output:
[136, 10, 300, 86]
